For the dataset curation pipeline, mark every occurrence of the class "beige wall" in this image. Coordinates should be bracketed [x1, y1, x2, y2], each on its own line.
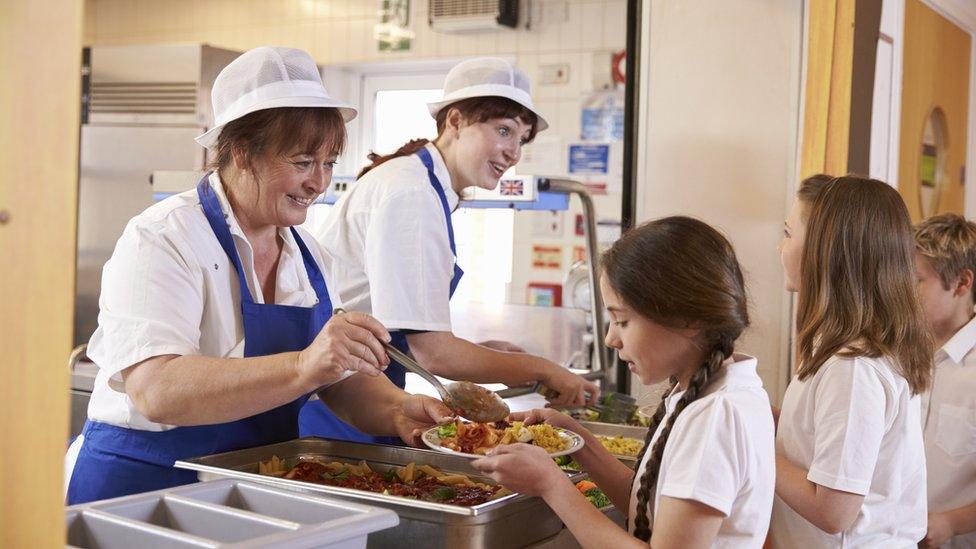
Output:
[0, 0, 82, 545]
[83, 0, 626, 137]
[635, 0, 804, 401]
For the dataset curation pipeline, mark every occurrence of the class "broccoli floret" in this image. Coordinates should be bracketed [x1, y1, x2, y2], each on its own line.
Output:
[584, 488, 612, 508]
[436, 423, 457, 438]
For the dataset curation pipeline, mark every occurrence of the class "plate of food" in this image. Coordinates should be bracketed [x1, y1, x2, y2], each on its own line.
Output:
[423, 420, 584, 458]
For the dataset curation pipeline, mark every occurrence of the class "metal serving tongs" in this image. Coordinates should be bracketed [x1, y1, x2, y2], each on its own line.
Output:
[332, 309, 510, 423]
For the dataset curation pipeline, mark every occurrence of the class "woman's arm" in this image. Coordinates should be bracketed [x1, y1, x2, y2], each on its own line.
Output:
[407, 331, 599, 408]
[124, 352, 312, 425]
[774, 452, 864, 534]
[319, 371, 454, 445]
[123, 312, 391, 425]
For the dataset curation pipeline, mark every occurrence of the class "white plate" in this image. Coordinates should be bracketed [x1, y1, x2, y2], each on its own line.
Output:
[422, 424, 585, 459]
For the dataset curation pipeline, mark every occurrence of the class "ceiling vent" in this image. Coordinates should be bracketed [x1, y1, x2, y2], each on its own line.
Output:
[429, 0, 519, 33]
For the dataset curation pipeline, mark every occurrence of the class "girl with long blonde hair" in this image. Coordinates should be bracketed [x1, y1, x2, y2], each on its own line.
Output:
[771, 175, 932, 547]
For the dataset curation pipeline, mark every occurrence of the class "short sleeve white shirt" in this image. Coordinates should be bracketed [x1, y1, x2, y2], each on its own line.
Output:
[312, 143, 458, 332]
[629, 354, 776, 548]
[922, 315, 976, 549]
[770, 354, 927, 548]
[85, 172, 343, 432]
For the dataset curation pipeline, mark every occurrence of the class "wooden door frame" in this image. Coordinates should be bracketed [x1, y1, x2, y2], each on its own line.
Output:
[887, 0, 976, 215]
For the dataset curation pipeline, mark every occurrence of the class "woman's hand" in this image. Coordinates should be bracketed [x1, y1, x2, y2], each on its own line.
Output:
[541, 366, 600, 408]
[296, 312, 391, 388]
[392, 394, 455, 446]
[471, 443, 568, 497]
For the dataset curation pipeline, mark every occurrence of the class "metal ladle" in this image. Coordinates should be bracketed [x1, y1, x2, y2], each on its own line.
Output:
[331, 308, 510, 422]
[382, 342, 510, 423]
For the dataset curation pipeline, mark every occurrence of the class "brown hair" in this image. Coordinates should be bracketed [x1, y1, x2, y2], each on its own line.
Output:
[357, 96, 539, 178]
[796, 173, 834, 220]
[601, 216, 749, 542]
[915, 213, 976, 302]
[795, 175, 932, 394]
[207, 107, 346, 174]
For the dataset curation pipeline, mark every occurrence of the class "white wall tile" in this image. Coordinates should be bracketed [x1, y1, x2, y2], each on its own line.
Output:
[559, 0, 583, 51]
[602, 0, 626, 50]
[579, 2, 603, 50]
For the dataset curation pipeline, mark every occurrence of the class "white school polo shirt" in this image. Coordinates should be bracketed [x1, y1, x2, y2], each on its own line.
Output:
[629, 354, 776, 547]
[770, 354, 927, 548]
[84, 172, 343, 432]
[923, 315, 976, 549]
[312, 143, 459, 332]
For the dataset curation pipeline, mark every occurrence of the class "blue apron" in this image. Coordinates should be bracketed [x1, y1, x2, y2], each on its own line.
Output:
[298, 147, 464, 442]
[67, 175, 335, 504]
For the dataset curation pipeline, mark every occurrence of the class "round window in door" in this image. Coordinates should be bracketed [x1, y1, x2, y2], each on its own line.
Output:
[919, 107, 949, 218]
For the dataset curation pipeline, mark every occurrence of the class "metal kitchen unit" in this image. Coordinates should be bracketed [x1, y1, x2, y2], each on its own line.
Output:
[70, 45, 240, 436]
[74, 44, 240, 349]
[177, 438, 586, 548]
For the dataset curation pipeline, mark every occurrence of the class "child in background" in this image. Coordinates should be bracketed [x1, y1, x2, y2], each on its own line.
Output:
[472, 216, 775, 548]
[771, 175, 931, 547]
[914, 213, 976, 548]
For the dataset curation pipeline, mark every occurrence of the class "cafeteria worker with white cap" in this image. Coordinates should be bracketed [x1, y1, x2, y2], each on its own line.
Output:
[65, 46, 453, 504]
[301, 57, 600, 441]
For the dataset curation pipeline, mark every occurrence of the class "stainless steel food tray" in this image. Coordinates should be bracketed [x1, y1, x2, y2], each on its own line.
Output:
[176, 438, 584, 548]
[578, 420, 648, 467]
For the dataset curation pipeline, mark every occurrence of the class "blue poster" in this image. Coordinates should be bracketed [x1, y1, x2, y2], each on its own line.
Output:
[569, 144, 609, 174]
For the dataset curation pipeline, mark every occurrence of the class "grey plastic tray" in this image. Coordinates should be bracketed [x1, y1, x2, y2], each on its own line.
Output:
[66, 479, 398, 548]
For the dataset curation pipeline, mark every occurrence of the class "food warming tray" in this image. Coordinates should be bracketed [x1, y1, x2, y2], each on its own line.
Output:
[176, 438, 585, 548]
[577, 420, 648, 468]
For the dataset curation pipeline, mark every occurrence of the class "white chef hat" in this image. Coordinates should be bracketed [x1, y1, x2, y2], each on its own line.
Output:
[196, 46, 357, 150]
[427, 57, 548, 132]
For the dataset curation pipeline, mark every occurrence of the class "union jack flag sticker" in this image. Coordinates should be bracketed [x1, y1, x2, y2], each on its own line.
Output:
[499, 179, 524, 196]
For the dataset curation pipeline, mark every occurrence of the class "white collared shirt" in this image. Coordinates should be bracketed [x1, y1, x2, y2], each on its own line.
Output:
[770, 354, 927, 548]
[629, 354, 775, 547]
[922, 314, 976, 548]
[312, 143, 459, 332]
[85, 172, 342, 432]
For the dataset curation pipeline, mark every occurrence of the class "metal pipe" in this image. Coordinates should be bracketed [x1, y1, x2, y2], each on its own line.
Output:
[537, 178, 612, 385]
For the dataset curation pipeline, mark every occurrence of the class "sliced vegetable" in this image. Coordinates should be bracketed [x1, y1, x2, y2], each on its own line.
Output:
[436, 423, 458, 438]
[584, 488, 612, 508]
[575, 480, 598, 493]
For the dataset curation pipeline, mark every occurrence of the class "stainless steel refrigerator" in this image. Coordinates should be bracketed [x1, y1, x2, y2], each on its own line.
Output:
[71, 44, 239, 437]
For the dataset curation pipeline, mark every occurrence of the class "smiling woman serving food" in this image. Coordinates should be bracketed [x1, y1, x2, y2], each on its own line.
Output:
[64, 47, 452, 505]
[300, 57, 599, 443]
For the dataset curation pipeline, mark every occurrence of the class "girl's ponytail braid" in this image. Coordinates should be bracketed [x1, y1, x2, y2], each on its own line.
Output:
[631, 338, 732, 542]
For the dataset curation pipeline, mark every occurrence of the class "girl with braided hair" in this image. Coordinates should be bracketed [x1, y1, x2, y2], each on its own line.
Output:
[473, 216, 776, 548]
[770, 176, 931, 547]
